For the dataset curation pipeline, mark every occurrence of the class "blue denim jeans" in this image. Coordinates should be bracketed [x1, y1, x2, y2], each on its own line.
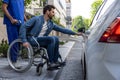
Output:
[29, 36, 60, 63]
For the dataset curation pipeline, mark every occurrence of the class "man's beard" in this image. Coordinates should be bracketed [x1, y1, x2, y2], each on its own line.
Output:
[48, 14, 53, 19]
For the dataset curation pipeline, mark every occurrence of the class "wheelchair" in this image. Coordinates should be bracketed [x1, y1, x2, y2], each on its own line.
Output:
[7, 35, 63, 76]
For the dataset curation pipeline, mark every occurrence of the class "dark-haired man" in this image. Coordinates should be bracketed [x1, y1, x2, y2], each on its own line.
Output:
[19, 5, 81, 70]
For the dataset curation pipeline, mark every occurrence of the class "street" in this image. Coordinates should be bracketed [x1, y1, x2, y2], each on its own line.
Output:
[56, 41, 84, 80]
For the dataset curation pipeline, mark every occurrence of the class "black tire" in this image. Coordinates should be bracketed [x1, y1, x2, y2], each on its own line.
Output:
[7, 39, 34, 72]
[83, 55, 86, 80]
[36, 63, 43, 76]
[41, 47, 49, 65]
[81, 53, 87, 80]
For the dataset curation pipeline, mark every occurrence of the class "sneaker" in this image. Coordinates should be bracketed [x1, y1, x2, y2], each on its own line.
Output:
[47, 63, 60, 70]
[55, 61, 66, 67]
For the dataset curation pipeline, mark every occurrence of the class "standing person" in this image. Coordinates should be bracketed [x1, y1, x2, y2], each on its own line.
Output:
[2, 0, 27, 62]
[19, 5, 82, 70]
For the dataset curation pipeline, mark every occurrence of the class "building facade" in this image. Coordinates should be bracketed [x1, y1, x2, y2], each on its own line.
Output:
[48, 0, 66, 26]
[25, 0, 43, 15]
[26, 0, 67, 27]
[66, 0, 72, 29]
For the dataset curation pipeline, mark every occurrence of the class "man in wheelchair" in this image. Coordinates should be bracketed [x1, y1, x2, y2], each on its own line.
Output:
[19, 5, 81, 70]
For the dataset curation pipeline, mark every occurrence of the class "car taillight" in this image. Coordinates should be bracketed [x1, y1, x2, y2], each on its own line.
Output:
[99, 17, 120, 43]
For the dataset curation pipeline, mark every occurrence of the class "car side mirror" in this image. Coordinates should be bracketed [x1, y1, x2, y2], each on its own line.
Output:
[85, 30, 90, 35]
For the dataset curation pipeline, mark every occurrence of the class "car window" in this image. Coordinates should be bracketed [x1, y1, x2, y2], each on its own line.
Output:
[97, 0, 115, 19]
[91, 1, 105, 25]
[90, 0, 115, 28]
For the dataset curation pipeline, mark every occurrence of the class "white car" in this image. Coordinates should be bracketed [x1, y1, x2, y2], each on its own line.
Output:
[81, 0, 120, 80]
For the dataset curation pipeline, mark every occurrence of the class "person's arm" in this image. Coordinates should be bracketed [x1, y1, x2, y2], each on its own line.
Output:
[53, 23, 82, 35]
[75, 32, 82, 36]
[2, 2, 18, 24]
[19, 16, 37, 43]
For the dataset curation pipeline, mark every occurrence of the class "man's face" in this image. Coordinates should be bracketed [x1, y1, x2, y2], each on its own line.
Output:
[47, 8, 55, 19]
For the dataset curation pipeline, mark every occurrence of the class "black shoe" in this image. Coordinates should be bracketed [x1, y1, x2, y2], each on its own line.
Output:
[47, 63, 60, 71]
[55, 61, 66, 67]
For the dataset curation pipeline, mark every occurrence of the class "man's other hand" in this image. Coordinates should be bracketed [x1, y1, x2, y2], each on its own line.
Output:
[23, 42, 30, 48]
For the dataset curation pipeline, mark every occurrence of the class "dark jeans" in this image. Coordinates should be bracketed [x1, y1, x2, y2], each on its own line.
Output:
[29, 36, 60, 63]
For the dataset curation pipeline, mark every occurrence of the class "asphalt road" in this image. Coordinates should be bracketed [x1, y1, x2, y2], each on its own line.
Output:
[56, 41, 84, 80]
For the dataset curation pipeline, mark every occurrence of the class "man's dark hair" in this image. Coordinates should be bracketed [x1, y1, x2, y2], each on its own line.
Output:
[43, 5, 55, 14]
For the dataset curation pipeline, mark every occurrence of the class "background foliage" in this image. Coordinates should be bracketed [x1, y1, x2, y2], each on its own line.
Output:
[0, 0, 35, 16]
[71, 16, 90, 32]
[52, 17, 65, 28]
[72, 0, 103, 31]
[24, 0, 33, 6]
[0, 39, 9, 57]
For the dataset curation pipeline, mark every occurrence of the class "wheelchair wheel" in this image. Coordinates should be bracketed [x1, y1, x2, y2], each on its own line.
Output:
[7, 39, 34, 72]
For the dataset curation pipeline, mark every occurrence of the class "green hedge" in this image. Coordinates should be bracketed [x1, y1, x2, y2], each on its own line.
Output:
[0, 39, 9, 57]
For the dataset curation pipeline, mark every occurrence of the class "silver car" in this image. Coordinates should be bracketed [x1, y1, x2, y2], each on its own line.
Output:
[81, 0, 120, 80]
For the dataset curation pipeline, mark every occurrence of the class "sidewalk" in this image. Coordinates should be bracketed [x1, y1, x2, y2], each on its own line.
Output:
[0, 41, 75, 80]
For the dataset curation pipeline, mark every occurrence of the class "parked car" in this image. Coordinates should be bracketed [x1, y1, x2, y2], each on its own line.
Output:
[81, 0, 120, 80]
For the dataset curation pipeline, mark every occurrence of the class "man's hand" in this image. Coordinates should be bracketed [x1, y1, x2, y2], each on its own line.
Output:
[10, 19, 18, 24]
[76, 32, 83, 36]
[23, 42, 30, 48]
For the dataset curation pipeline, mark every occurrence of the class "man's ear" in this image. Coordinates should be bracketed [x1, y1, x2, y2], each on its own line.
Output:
[46, 10, 50, 14]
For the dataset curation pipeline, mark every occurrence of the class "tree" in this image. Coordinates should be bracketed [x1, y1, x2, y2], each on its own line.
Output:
[0, 0, 3, 17]
[52, 17, 65, 27]
[24, 0, 33, 6]
[71, 16, 90, 32]
[72, 0, 103, 31]
[84, 18, 91, 29]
